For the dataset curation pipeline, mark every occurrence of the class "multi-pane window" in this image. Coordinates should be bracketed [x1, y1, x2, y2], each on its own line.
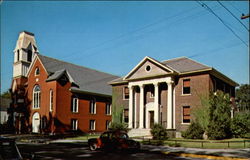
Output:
[106, 120, 111, 130]
[123, 109, 129, 123]
[105, 103, 111, 115]
[33, 85, 41, 109]
[89, 120, 96, 130]
[123, 87, 129, 100]
[35, 67, 40, 76]
[71, 98, 78, 113]
[49, 90, 53, 112]
[183, 79, 191, 94]
[90, 99, 96, 114]
[71, 119, 78, 130]
[183, 106, 191, 123]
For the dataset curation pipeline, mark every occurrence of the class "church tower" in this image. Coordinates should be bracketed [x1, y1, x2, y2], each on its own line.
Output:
[13, 31, 39, 78]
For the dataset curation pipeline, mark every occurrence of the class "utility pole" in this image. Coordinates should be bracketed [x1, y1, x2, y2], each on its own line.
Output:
[241, 14, 250, 19]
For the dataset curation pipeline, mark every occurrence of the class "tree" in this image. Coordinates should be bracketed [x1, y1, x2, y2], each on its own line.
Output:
[207, 91, 232, 139]
[236, 84, 250, 111]
[109, 122, 129, 132]
[231, 112, 250, 138]
[1, 90, 11, 99]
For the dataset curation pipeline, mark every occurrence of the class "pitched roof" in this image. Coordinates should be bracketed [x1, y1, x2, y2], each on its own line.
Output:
[109, 56, 238, 86]
[162, 57, 211, 73]
[38, 54, 119, 96]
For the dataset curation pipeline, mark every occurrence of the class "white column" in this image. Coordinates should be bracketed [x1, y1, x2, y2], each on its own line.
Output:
[139, 84, 144, 128]
[154, 83, 159, 124]
[128, 86, 134, 128]
[134, 91, 137, 128]
[167, 81, 173, 129]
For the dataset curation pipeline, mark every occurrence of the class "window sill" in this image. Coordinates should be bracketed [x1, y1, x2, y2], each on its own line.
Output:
[181, 123, 191, 125]
[181, 94, 191, 96]
[32, 108, 40, 110]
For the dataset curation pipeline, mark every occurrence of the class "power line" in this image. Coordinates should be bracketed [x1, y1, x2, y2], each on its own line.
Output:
[196, 1, 248, 47]
[217, 1, 249, 32]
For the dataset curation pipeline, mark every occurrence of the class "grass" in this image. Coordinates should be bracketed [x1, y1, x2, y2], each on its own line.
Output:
[65, 134, 100, 140]
[142, 138, 250, 149]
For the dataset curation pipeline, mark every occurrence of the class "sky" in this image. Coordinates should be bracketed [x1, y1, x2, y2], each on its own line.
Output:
[0, 1, 249, 93]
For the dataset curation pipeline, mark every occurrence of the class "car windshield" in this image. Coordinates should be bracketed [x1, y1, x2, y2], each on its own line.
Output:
[0, 141, 21, 160]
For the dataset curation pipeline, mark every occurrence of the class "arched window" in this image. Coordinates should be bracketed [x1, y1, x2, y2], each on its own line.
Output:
[33, 85, 41, 109]
[35, 67, 40, 76]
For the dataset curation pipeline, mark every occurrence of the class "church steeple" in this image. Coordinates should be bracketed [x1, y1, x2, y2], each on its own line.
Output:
[13, 31, 39, 78]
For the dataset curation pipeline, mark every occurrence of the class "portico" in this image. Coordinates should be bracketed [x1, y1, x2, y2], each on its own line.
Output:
[128, 77, 175, 129]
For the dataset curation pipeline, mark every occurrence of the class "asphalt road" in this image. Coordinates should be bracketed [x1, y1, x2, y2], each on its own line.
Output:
[17, 142, 205, 160]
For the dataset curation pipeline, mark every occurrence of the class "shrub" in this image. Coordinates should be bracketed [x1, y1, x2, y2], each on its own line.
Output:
[109, 122, 129, 132]
[181, 121, 204, 139]
[207, 91, 232, 140]
[150, 124, 168, 140]
[231, 112, 250, 138]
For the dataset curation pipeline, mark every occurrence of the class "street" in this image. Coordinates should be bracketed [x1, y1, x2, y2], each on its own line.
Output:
[17, 142, 204, 160]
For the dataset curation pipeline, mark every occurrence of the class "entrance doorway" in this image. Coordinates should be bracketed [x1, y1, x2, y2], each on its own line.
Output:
[149, 111, 154, 128]
[32, 112, 40, 133]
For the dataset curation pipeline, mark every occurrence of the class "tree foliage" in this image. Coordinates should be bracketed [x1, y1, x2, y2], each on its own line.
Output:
[1, 90, 11, 99]
[236, 84, 250, 111]
[231, 112, 250, 138]
[109, 122, 129, 132]
[182, 122, 204, 139]
[150, 124, 168, 140]
[207, 91, 232, 140]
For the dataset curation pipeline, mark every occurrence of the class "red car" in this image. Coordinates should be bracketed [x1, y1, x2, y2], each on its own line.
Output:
[88, 131, 140, 151]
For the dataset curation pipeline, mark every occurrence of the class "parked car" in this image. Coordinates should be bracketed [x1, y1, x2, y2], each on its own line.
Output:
[0, 137, 35, 160]
[88, 131, 140, 151]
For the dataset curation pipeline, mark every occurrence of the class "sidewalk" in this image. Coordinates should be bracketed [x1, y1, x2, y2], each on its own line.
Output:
[143, 145, 250, 160]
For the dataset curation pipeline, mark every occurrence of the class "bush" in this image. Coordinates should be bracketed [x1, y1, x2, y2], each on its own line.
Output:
[181, 121, 204, 139]
[150, 124, 168, 140]
[231, 112, 250, 138]
[109, 122, 129, 132]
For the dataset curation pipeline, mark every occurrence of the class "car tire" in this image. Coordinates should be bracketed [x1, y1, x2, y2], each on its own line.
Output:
[89, 142, 98, 151]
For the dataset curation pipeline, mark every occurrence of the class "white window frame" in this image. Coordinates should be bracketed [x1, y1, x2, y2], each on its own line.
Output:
[72, 98, 79, 113]
[35, 67, 40, 76]
[106, 103, 111, 115]
[90, 120, 96, 131]
[106, 120, 111, 130]
[49, 89, 53, 112]
[182, 106, 191, 124]
[90, 100, 96, 114]
[71, 119, 78, 130]
[182, 79, 191, 95]
[33, 85, 41, 109]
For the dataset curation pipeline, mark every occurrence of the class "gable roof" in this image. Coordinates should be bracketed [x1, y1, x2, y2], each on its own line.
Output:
[37, 54, 119, 96]
[109, 56, 238, 86]
[162, 57, 211, 73]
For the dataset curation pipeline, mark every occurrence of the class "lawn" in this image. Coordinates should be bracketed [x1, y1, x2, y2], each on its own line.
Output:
[65, 134, 100, 140]
[142, 138, 250, 149]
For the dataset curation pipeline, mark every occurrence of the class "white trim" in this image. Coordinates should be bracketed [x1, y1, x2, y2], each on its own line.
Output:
[90, 99, 96, 114]
[33, 85, 41, 109]
[182, 78, 191, 95]
[71, 119, 78, 130]
[90, 120, 96, 130]
[123, 56, 175, 80]
[182, 106, 191, 124]
[49, 89, 53, 112]
[106, 103, 111, 115]
[26, 54, 48, 78]
[72, 98, 79, 113]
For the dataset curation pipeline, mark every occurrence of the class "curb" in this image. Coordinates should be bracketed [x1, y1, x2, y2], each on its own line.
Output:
[162, 151, 249, 160]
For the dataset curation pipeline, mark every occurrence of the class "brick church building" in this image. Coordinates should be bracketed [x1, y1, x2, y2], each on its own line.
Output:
[110, 56, 238, 137]
[10, 31, 118, 134]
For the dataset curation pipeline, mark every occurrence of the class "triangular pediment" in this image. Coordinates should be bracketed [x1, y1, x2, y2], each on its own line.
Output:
[124, 56, 175, 80]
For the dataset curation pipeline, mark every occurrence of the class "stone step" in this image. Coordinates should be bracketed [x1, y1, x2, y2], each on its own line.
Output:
[128, 129, 151, 138]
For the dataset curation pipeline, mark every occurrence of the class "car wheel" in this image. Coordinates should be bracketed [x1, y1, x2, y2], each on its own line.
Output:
[89, 142, 98, 151]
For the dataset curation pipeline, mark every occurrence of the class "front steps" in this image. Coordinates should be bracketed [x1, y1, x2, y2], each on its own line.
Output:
[128, 128, 151, 138]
